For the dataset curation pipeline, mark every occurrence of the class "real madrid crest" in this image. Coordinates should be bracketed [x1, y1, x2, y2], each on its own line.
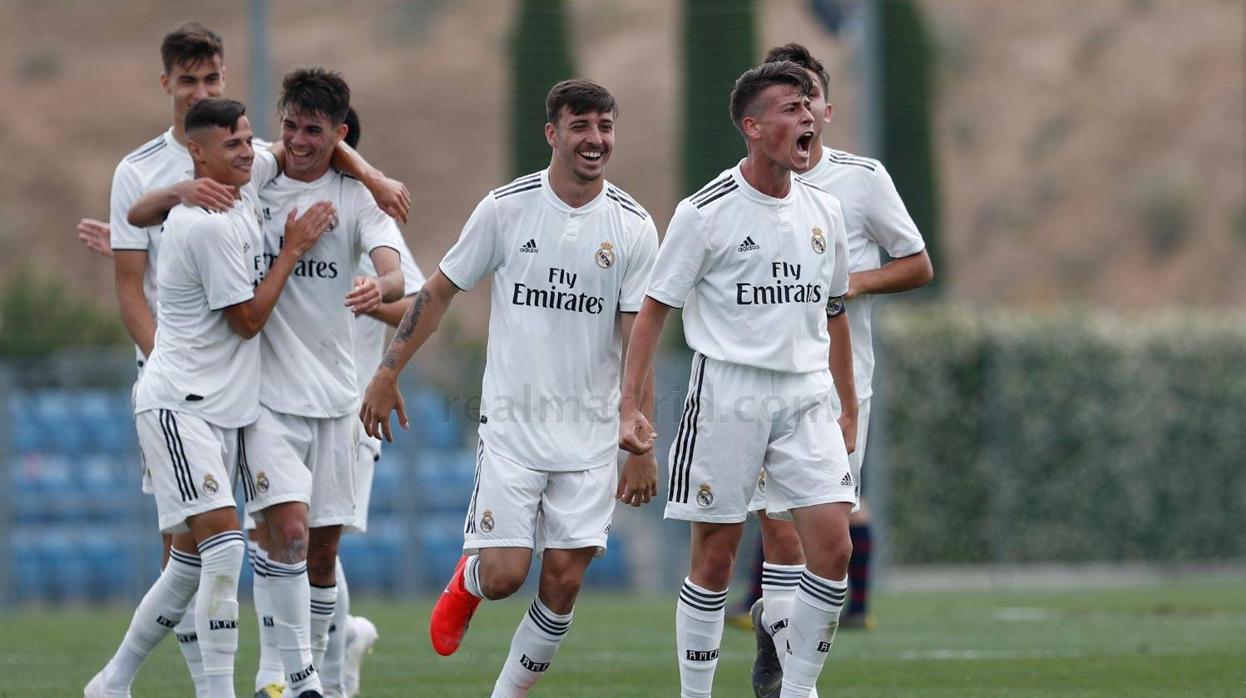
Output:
[480, 509, 495, 533]
[696, 483, 714, 508]
[256, 471, 270, 494]
[595, 241, 616, 269]
[202, 474, 219, 495]
[811, 226, 827, 254]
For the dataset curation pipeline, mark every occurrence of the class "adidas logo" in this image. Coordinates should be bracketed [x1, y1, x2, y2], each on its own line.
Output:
[841, 472, 854, 487]
[737, 236, 760, 252]
[520, 239, 539, 253]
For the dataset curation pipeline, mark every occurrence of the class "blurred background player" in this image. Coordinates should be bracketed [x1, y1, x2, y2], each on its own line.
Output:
[359, 79, 659, 698]
[87, 97, 337, 698]
[618, 62, 857, 698]
[744, 41, 933, 698]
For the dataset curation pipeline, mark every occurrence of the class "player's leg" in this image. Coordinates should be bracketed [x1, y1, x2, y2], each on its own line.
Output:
[246, 524, 286, 698]
[305, 415, 360, 672]
[307, 524, 343, 672]
[170, 532, 209, 698]
[185, 507, 247, 698]
[334, 438, 381, 697]
[842, 398, 874, 629]
[780, 503, 852, 698]
[677, 522, 743, 698]
[431, 441, 543, 656]
[321, 557, 349, 697]
[747, 497, 806, 698]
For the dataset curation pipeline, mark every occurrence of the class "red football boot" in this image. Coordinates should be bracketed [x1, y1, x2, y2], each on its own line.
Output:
[429, 554, 482, 656]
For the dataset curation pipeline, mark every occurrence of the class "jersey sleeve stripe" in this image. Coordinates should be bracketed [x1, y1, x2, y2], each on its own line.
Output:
[124, 136, 166, 162]
[492, 173, 542, 196]
[795, 177, 827, 193]
[127, 142, 169, 165]
[493, 182, 541, 199]
[690, 174, 733, 200]
[827, 153, 877, 171]
[606, 191, 648, 219]
[690, 178, 735, 206]
[693, 183, 738, 209]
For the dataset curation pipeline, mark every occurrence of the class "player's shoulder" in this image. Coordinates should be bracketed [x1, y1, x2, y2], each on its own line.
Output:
[603, 181, 650, 223]
[824, 148, 881, 174]
[121, 132, 169, 166]
[490, 171, 544, 203]
[169, 203, 226, 231]
[681, 169, 742, 212]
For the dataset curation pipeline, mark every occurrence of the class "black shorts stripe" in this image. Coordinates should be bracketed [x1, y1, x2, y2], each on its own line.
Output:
[237, 431, 254, 501]
[672, 354, 708, 503]
[165, 411, 199, 500]
[668, 354, 706, 503]
[465, 439, 485, 534]
[690, 175, 733, 201]
[693, 183, 738, 209]
[158, 410, 193, 502]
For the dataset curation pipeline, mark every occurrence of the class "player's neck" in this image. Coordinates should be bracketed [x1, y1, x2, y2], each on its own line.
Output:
[547, 161, 604, 209]
[172, 121, 188, 147]
[192, 165, 240, 200]
[740, 153, 792, 199]
[805, 138, 826, 172]
[286, 162, 332, 183]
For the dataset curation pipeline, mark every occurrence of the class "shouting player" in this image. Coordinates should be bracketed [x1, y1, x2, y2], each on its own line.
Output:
[618, 62, 857, 698]
[359, 79, 659, 697]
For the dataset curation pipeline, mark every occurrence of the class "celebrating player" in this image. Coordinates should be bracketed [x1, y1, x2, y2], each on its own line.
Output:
[359, 79, 659, 697]
[618, 62, 857, 698]
[86, 98, 336, 698]
[745, 43, 934, 698]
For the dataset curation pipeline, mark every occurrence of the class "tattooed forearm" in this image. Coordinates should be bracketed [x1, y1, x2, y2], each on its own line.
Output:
[380, 350, 400, 370]
[394, 288, 430, 344]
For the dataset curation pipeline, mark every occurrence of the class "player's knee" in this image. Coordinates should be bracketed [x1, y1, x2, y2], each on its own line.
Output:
[541, 567, 584, 602]
[691, 548, 736, 590]
[305, 548, 336, 580]
[267, 521, 309, 562]
[761, 522, 804, 564]
[808, 535, 852, 578]
[479, 565, 526, 600]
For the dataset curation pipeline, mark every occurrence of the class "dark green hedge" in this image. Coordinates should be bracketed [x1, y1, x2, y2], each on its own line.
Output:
[878, 308, 1246, 564]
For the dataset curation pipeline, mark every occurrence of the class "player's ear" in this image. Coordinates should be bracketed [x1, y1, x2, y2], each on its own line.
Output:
[824, 103, 834, 125]
[545, 121, 557, 148]
[742, 115, 762, 140]
[335, 122, 349, 142]
[159, 71, 171, 96]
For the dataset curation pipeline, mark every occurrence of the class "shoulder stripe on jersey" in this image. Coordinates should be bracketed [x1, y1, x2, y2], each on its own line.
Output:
[828, 150, 875, 165]
[693, 183, 738, 209]
[795, 177, 828, 193]
[690, 178, 735, 206]
[493, 173, 542, 196]
[127, 141, 169, 165]
[125, 136, 166, 162]
[669, 353, 707, 504]
[464, 440, 485, 534]
[493, 182, 541, 199]
[607, 185, 643, 209]
[607, 190, 648, 219]
[690, 174, 733, 200]
[828, 153, 877, 171]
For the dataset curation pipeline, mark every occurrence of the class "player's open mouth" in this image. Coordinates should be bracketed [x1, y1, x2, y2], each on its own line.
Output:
[579, 150, 603, 163]
[796, 132, 814, 157]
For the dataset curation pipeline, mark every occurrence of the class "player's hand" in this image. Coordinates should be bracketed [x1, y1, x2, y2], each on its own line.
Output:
[345, 276, 383, 315]
[359, 371, 408, 443]
[175, 177, 236, 213]
[845, 272, 865, 301]
[837, 408, 857, 455]
[617, 452, 659, 507]
[282, 202, 336, 256]
[364, 174, 410, 224]
[619, 408, 656, 455]
[76, 218, 113, 258]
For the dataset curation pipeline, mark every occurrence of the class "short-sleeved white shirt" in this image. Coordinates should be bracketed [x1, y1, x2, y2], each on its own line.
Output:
[803, 148, 925, 400]
[647, 162, 850, 374]
[255, 169, 405, 418]
[134, 154, 277, 428]
[352, 236, 426, 395]
[439, 169, 659, 471]
[109, 128, 193, 363]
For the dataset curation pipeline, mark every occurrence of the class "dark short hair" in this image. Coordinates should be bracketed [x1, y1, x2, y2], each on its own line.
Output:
[160, 23, 224, 74]
[343, 107, 361, 148]
[545, 79, 617, 125]
[279, 67, 351, 126]
[728, 61, 813, 136]
[763, 42, 829, 97]
[185, 98, 247, 135]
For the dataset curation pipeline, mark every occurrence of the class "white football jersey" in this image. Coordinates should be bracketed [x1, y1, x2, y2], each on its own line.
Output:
[647, 162, 850, 374]
[439, 169, 659, 472]
[109, 128, 193, 363]
[134, 153, 277, 428]
[804, 148, 925, 400]
[256, 168, 405, 418]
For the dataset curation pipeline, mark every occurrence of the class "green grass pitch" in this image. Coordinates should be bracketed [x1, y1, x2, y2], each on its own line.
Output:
[4, 581, 1244, 696]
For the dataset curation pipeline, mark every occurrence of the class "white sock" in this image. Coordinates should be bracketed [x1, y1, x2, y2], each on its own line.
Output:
[463, 554, 484, 599]
[102, 549, 200, 691]
[761, 562, 803, 668]
[779, 571, 846, 698]
[264, 556, 321, 694]
[174, 592, 208, 697]
[491, 598, 573, 697]
[196, 531, 245, 698]
[322, 557, 350, 693]
[248, 542, 284, 690]
[675, 578, 727, 698]
[310, 583, 338, 673]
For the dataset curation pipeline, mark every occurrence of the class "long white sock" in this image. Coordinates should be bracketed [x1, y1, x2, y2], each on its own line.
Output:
[779, 571, 846, 698]
[322, 557, 350, 694]
[101, 549, 201, 691]
[263, 556, 321, 694]
[491, 598, 574, 698]
[196, 531, 245, 698]
[173, 592, 208, 697]
[761, 562, 803, 667]
[675, 578, 727, 698]
[310, 583, 338, 673]
[249, 541, 284, 690]
[462, 554, 484, 599]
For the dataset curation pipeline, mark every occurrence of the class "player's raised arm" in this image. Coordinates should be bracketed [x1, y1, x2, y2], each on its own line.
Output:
[329, 140, 410, 224]
[848, 162, 933, 299]
[222, 202, 336, 337]
[127, 178, 237, 227]
[358, 272, 459, 442]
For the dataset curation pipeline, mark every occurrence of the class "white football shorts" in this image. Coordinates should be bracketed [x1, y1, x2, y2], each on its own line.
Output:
[462, 439, 616, 556]
[239, 407, 358, 528]
[136, 408, 240, 534]
[345, 425, 382, 534]
[664, 353, 855, 524]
